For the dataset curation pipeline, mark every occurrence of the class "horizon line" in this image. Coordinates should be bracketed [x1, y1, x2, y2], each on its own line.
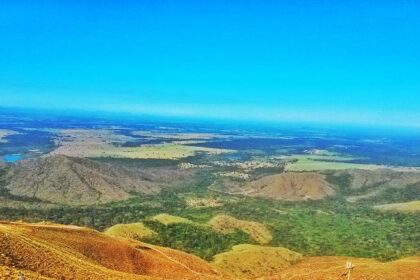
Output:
[1, 105, 420, 132]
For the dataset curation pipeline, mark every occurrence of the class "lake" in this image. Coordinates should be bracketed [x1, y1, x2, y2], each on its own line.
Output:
[3, 154, 22, 163]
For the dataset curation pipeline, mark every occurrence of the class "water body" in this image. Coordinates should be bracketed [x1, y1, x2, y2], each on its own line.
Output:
[3, 154, 22, 163]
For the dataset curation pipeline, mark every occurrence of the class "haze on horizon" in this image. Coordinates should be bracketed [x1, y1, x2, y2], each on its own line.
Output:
[1, 1, 420, 127]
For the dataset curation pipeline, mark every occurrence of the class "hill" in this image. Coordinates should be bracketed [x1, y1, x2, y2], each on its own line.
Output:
[104, 222, 157, 239]
[208, 214, 272, 245]
[1, 155, 189, 205]
[335, 169, 420, 190]
[1, 221, 419, 279]
[242, 172, 335, 201]
[330, 169, 420, 202]
[0, 221, 219, 279]
[211, 168, 420, 202]
[212, 244, 302, 279]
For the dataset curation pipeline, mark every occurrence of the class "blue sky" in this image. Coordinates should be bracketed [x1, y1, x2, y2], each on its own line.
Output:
[1, 1, 420, 126]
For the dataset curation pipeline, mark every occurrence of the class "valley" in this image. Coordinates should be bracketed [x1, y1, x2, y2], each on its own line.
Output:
[0, 110, 419, 279]
[2, 1, 420, 278]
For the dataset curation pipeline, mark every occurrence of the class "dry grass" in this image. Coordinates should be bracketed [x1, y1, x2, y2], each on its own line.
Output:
[374, 200, 420, 213]
[115, 144, 232, 160]
[1, 221, 418, 280]
[0, 265, 52, 280]
[104, 223, 156, 240]
[50, 129, 233, 159]
[131, 131, 221, 140]
[208, 215, 272, 245]
[151, 214, 192, 225]
[0, 221, 219, 280]
[281, 154, 382, 171]
[223, 172, 335, 201]
[5, 155, 164, 205]
[270, 256, 420, 280]
[212, 244, 302, 279]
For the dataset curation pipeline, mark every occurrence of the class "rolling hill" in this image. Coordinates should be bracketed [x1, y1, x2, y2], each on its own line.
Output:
[212, 244, 302, 279]
[334, 169, 420, 190]
[1, 155, 190, 205]
[330, 169, 420, 202]
[104, 222, 157, 240]
[1, 221, 419, 279]
[0, 221, 219, 280]
[220, 172, 335, 201]
[208, 214, 272, 245]
[212, 168, 420, 202]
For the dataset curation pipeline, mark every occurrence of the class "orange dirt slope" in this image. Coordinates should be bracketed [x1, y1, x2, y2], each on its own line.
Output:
[268, 256, 420, 280]
[0, 221, 219, 280]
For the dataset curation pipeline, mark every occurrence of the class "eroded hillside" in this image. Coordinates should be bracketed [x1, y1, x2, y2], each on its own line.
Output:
[2, 155, 191, 205]
[211, 172, 335, 201]
[0, 221, 219, 279]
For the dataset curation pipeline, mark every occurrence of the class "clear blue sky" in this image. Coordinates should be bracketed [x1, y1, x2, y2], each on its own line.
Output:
[1, 1, 419, 126]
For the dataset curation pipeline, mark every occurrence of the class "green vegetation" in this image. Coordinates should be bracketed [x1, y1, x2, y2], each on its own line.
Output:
[143, 220, 251, 260]
[283, 154, 380, 171]
[0, 167, 8, 194]
[209, 214, 273, 245]
[358, 183, 420, 204]
[0, 172, 418, 262]
[325, 172, 353, 195]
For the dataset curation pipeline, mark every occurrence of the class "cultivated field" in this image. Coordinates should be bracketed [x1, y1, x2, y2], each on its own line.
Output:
[374, 200, 420, 213]
[50, 129, 233, 159]
[282, 154, 385, 171]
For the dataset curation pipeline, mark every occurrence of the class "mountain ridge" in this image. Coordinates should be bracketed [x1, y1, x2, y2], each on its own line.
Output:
[2, 155, 190, 205]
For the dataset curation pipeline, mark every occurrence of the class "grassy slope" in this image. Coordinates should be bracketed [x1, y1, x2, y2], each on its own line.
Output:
[208, 214, 272, 245]
[275, 256, 420, 280]
[104, 222, 156, 239]
[151, 213, 192, 225]
[2, 221, 419, 280]
[212, 244, 302, 278]
[0, 221, 219, 280]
